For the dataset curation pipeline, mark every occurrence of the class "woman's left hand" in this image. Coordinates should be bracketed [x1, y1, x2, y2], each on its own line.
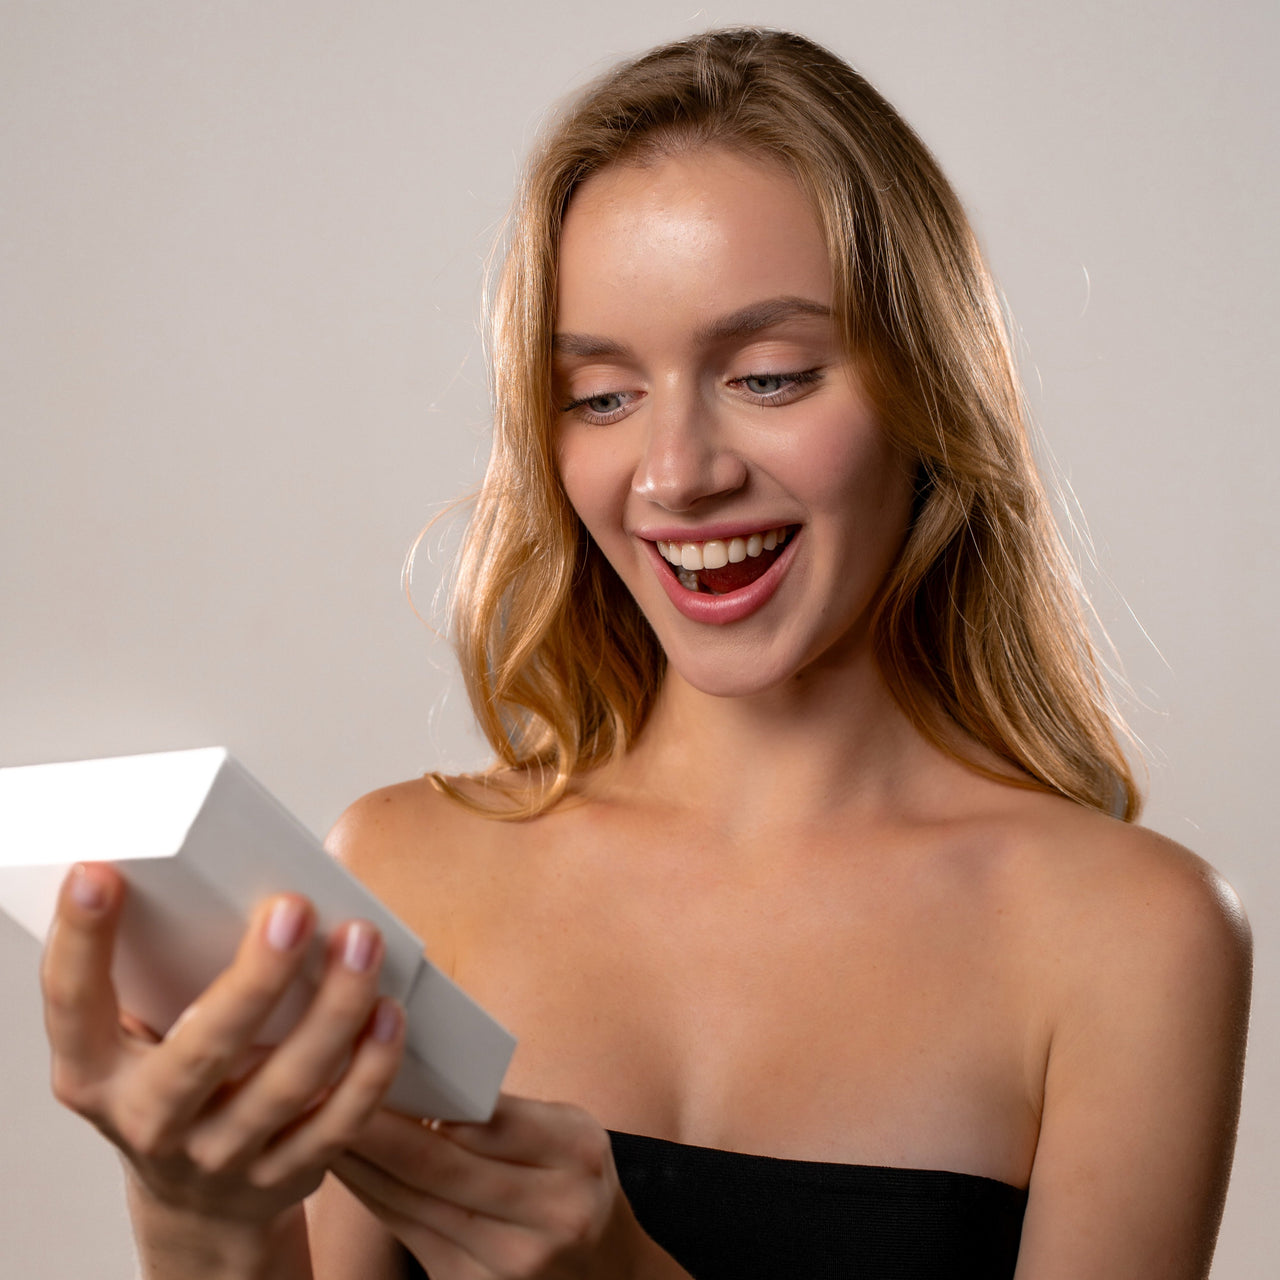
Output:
[332, 1094, 682, 1279]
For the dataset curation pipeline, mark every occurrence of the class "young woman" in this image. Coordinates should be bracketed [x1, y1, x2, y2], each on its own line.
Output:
[41, 29, 1250, 1280]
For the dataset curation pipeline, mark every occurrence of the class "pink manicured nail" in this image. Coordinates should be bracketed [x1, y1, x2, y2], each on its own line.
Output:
[69, 864, 107, 913]
[265, 898, 306, 952]
[372, 999, 401, 1043]
[342, 922, 378, 973]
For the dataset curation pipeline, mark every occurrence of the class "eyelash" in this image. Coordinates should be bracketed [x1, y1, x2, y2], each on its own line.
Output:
[730, 369, 823, 402]
[562, 369, 824, 425]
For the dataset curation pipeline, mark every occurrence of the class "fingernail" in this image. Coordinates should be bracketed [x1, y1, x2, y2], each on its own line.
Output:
[265, 898, 307, 952]
[342, 921, 379, 973]
[372, 999, 401, 1043]
[69, 864, 107, 913]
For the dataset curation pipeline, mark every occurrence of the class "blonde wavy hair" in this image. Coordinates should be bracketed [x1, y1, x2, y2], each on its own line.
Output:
[433, 27, 1141, 822]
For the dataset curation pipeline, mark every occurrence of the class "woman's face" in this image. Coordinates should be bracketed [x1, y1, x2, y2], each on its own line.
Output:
[554, 148, 914, 698]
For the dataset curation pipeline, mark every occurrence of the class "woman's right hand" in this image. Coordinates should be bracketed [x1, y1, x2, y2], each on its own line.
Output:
[40, 861, 406, 1234]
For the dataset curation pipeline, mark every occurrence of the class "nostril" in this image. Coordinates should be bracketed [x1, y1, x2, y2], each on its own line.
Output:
[632, 449, 749, 511]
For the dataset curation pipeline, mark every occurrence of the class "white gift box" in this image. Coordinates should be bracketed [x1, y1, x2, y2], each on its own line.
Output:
[0, 747, 515, 1121]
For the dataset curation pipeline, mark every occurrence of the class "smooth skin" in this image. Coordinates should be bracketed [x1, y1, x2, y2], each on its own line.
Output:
[44, 149, 1251, 1279]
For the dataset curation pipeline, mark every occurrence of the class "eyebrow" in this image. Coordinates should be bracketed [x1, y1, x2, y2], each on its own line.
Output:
[552, 295, 832, 360]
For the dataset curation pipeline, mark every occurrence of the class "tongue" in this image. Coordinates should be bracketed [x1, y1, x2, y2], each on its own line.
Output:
[697, 545, 783, 595]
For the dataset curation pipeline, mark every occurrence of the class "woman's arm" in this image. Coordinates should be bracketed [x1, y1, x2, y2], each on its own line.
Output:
[126, 1186, 312, 1280]
[1015, 831, 1252, 1279]
[307, 1175, 406, 1280]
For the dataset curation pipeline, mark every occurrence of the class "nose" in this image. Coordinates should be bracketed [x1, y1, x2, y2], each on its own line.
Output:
[631, 389, 747, 512]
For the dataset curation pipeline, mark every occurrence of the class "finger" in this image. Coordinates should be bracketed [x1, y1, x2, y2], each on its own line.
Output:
[335, 1150, 510, 1255]
[344, 1110, 541, 1226]
[347, 1110, 476, 1185]
[439, 1095, 609, 1173]
[338, 1150, 577, 1280]
[192, 923, 397, 1173]
[225, 922, 387, 1136]
[128, 893, 315, 1132]
[41, 863, 125, 1097]
[245, 996, 404, 1184]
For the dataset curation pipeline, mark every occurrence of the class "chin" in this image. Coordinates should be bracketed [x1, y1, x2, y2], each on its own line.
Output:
[660, 644, 812, 700]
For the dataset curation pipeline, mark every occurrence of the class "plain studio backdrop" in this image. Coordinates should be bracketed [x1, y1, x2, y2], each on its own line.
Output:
[1, 1, 1275, 1274]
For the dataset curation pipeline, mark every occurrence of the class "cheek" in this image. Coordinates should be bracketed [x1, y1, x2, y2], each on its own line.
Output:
[784, 411, 912, 522]
[555, 432, 626, 542]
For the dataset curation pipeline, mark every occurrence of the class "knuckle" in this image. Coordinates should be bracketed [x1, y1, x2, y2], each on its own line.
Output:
[358, 1040, 402, 1087]
[546, 1189, 598, 1247]
[562, 1116, 610, 1176]
[306, 1105, 368, 1159]
[295, 1135, 341, 1175]
[312, 1139, 356, 1183]
[496, 1235, 551, 1279]
[568, 1199, 598, 1245]
[248, 1138, 330, 1197]
[236, 968, 290, 1009]
[115, 1103, 172, 1159]
[49, 1060, 95, 1113]
[171, 1039, 235, 1085]
[185, 1131, 239, 1177]
[319, 970, 379, 1018]
[257, 1075, 319, 1120]
[40, 966, 84, 1016]
[339, 1053, 397, 1112]
[244, 1153, 288, 1190]
[322, 996, 375, 1038]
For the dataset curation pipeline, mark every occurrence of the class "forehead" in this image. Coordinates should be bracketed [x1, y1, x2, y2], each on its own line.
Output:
[556, 148, 833, 332]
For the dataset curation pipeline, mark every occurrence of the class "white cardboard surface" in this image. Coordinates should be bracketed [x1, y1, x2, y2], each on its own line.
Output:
[0, 748, 514, 1121]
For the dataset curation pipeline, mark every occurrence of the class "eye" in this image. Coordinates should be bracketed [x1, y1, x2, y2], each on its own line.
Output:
[583, 392, 627, 415]
[731, 369, 823, 403]
[562, 389, 639, 425]
[742, 374, 790, 395]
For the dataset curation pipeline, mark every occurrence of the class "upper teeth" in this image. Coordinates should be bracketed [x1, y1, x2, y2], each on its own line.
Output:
[655, 527, 791, 571]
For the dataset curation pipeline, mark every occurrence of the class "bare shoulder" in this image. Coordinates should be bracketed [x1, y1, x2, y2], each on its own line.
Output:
[326, 773, 476, 866]
[324, 773, 512, 971]
[994, 801, 1254, 1274]
[1006, 803, 1252, 1004]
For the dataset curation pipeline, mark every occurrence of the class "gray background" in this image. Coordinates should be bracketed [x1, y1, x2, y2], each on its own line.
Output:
[1, 1, 1275, 1274]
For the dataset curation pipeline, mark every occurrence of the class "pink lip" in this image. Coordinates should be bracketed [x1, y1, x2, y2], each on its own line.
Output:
[644, 528, 801, 626]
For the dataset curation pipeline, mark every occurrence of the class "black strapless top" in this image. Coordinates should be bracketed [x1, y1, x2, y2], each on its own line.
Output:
[400, 1129, 1026, 1278]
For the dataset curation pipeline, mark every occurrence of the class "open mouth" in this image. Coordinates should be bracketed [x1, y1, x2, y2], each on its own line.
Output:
[654, 526, 797, 595]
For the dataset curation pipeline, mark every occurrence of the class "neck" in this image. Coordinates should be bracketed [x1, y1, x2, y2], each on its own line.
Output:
[609, 644, 947, 834]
